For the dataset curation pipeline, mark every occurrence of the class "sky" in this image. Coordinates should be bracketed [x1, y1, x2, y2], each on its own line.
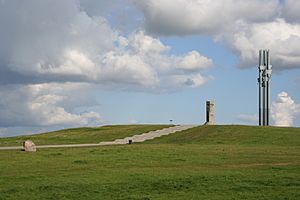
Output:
[0, 0, 300, 137]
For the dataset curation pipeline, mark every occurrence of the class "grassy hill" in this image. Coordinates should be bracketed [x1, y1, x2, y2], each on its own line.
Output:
[0, 124, 171, 147]
[147, 125, 300, 146]
[0, 125, 299, 199]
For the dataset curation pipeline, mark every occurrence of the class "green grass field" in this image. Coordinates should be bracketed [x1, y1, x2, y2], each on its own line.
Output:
[0, 125, 171, 146]
[0, 125, 299, 200]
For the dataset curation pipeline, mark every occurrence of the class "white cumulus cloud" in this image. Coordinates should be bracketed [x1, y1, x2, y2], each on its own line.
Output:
[223, 19, 300, 70]
[176, 51, 213, 72]
[0, 0, 213, 90]
[0, 83, 102, 127]
[132, 0, 279, 35]
[100, 31, 213, 89]
[132, 0, 300, 71]
[271, 91, 300, 127]
[101, 52, 159, 87]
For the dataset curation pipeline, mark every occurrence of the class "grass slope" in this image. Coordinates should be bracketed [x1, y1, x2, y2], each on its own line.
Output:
[0, 125, 299, 200]
[147, 125, 300, 146]
[0, 125, 171, 146]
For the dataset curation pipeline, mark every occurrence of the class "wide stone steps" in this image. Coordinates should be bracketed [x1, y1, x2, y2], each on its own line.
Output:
[109, 125, 196, 144]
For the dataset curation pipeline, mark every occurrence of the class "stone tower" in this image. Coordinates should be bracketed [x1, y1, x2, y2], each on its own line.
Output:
[205, 101, 214, 125]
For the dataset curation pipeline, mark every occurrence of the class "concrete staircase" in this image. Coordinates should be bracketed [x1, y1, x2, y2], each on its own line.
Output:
[0, 125, 198, 150]
[99, 125, 197, 145]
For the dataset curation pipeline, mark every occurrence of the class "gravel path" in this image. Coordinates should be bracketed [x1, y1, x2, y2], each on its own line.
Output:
[0, 125, 197, 151]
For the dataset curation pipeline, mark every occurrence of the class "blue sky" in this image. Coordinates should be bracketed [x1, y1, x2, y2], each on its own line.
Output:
[96, 35, 300, 126]
[0, 0, 300, 136]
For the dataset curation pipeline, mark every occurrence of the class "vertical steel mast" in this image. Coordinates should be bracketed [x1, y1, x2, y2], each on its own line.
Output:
[258, 49, 272, 126]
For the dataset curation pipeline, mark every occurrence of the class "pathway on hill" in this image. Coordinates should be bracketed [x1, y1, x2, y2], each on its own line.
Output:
[0, 125, 197, 150]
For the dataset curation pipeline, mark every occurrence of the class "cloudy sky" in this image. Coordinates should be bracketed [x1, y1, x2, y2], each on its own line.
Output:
[0, 0, 300, 136]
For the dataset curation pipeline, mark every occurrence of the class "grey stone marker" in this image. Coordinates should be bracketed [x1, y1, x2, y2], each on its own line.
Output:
[23, 140, 37, 152]
[205, 101, 214, 125]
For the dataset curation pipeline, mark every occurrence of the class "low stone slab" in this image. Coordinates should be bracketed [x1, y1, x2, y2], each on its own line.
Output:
[23, 140, 36, 152]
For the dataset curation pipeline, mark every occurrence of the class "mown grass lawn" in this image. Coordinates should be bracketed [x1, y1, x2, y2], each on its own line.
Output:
[0, 125, 171, 146]
[0, 125, 299, 200]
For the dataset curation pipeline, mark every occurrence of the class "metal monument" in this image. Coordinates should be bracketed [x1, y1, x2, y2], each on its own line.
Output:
[258, 49, 272, 126]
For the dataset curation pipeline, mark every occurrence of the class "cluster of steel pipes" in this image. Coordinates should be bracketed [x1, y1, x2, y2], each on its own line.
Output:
[258, 49, 272, 126]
